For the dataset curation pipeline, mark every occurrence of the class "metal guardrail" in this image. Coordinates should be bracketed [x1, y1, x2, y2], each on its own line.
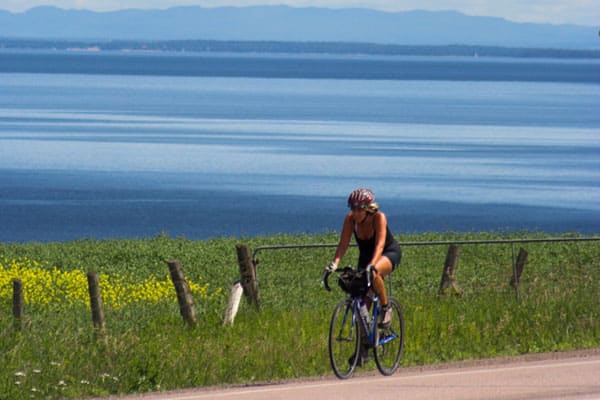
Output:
[251, 236, 600, 300]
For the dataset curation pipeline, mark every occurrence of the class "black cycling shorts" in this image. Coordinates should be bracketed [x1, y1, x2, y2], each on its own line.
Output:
[383, 245, 402, 270]
[358, 244, 402, 270]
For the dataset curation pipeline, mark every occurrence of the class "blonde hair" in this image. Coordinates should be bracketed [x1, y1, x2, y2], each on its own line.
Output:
[364, 202, 379, 214]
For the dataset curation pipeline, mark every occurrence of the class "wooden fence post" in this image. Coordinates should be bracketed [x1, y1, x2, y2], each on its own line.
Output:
[510, 247, 528, 288]
[13, 279, 23, 331]
[439, 244, 463, 296]
[87, 271, 106, 336]
[235, 244, 260, 308]
[167, 260, 197, 326]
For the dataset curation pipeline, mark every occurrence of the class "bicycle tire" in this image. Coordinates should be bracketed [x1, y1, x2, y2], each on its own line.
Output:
[373, 297, 404, 376]
[328, 299, 360, 379]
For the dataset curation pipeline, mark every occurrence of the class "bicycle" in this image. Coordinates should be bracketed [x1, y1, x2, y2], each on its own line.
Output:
[322, 266, 405, 379]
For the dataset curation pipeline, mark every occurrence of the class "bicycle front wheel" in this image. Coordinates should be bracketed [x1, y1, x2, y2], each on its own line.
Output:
[328, 299, 360, 379]
[374, 298, 404, 376]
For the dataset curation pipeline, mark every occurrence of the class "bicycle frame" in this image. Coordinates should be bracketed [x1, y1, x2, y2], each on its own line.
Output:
[353, 295, 399, 343]
[351, 294, 378, 346]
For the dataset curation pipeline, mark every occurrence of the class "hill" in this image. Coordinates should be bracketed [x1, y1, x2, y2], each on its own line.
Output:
[0, 6, 598, 49]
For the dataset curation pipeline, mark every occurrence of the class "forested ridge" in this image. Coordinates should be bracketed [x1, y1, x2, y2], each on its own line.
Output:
[2, 38, 599, 59]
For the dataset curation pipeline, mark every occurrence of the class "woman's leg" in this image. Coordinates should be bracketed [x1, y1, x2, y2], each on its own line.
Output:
[371, 256, 392, 306]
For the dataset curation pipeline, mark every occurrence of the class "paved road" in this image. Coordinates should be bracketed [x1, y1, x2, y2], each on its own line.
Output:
[97, 350, 600, 400]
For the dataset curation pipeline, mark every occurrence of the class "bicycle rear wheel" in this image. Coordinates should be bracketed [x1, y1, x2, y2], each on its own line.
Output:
[374, 298, 404, 376]
[328, 299, 360, 379]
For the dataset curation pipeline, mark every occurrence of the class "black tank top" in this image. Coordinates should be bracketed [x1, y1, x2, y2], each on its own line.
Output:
[354, 224, 399, 268]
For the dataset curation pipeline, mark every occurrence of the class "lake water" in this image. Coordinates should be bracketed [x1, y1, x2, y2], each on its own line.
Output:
[0, 51, 599, 242]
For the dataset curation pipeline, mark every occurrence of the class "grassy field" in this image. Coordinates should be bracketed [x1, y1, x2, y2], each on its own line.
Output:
[1, 232, 599, 399]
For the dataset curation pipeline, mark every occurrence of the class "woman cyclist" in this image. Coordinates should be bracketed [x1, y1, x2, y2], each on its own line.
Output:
[325, 188, 402, 328]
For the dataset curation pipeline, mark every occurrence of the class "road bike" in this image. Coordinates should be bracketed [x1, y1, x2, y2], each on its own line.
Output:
[322, 266, 405, 379]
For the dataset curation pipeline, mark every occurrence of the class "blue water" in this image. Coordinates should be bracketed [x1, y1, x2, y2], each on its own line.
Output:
[0, 51, 599, 242]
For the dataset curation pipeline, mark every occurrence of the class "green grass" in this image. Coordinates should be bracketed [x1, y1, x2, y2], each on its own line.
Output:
[1, 231, 599, 399]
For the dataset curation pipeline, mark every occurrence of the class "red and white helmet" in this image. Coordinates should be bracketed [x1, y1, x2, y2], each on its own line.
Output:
[347, 188, 375, 208]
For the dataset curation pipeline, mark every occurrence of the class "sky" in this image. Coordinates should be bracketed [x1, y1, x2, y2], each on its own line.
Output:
[0, 0, 599, 26]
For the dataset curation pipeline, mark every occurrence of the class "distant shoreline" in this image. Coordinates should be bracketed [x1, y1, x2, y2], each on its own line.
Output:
[1, 38, 599, 59]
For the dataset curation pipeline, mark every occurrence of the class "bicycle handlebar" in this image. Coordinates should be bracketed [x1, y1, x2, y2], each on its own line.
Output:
[322, 270, 332, 291]
[322, 265, 374, 293]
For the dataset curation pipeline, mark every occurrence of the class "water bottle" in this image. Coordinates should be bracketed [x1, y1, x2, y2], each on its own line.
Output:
[358, 299, 371, 330]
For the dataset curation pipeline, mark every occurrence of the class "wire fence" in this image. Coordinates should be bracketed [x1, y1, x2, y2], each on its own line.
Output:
[251, 236, 600, 301]
[253, 236, 600, 262]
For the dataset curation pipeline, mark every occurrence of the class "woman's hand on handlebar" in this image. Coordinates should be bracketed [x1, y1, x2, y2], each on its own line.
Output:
[325, 261, 338, 273]
[322, 261, 337, 291]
